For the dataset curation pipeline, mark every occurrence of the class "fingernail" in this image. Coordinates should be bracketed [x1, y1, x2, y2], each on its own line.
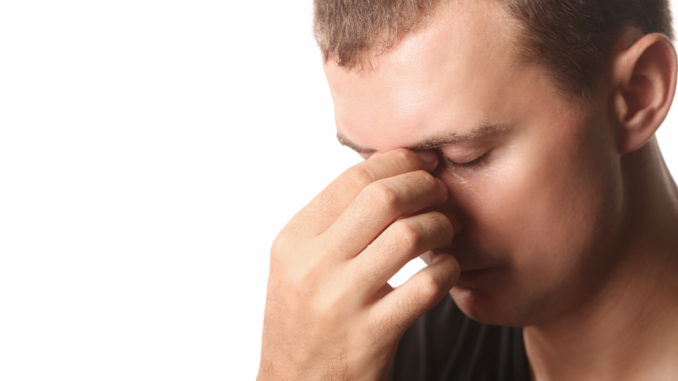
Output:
[417, 151, 439, 170]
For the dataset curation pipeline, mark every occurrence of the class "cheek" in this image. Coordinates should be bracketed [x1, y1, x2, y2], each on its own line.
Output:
[524, 127, 622, 277]
[510, 143, 613, 265]
[439, 116, 623, 275]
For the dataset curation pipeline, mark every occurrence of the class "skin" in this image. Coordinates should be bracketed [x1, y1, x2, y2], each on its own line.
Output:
[259, 0, 678, 380]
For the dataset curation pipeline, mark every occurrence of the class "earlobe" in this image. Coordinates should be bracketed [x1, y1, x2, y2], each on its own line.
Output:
[610, 33, 677, 154]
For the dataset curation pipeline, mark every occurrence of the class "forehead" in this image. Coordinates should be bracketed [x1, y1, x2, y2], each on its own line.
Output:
[323, 0, 528, 150]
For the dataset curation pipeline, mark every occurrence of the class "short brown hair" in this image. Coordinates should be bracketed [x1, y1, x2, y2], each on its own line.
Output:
[313, 0, 674, 97]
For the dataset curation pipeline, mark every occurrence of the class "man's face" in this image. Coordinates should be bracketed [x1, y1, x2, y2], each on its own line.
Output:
[324, 0, 626, 326]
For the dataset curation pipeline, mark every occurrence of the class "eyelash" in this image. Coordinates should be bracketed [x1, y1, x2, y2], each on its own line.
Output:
[441, 151, 489, 170]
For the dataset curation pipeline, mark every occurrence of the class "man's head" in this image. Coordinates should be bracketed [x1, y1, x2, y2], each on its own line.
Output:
[315, 0, 677, 326]
[315, 0, 674, 98]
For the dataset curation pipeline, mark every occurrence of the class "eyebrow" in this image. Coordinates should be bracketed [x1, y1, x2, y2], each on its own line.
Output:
[336, 124, 509, 154]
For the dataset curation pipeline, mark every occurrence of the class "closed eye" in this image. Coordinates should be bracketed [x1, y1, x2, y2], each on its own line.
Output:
[441, 151, 489, 169]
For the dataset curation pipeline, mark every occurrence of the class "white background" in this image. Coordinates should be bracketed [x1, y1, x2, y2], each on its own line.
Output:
[0, 1, 676, 380]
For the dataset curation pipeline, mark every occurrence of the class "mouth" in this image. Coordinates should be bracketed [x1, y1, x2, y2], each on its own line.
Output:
[457, 267, 498, 288]
[420, 250, 505, 288]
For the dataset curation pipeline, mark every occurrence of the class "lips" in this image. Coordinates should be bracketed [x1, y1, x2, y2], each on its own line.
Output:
[420, 251, 501, 289]
[456, 267, 500, 289]
[448, 248, 504, 288]
[420, 249, 501, 271]
[459, 267, 491, 279]
[453, 254, 501, 273]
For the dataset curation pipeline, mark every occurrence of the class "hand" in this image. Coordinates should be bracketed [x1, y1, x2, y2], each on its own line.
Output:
[258, 149, 460, 381]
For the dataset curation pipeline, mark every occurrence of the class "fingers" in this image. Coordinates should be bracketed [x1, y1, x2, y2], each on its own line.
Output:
[321, 170, 448, 257]
[349, 211, 454, 296]
[286, 149, 439, 237]
[370, 253, 460, 335]
[262, 148, 455, 380]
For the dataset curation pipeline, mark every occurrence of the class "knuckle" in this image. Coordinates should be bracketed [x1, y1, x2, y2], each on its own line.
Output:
[366, 181, 400, 210]
[344, 165, 375, 190]
[269, 234, 289, 262]
[393, 220, 423, 250]
[416, 272, 445, 303]
[288, 262, 321, 298]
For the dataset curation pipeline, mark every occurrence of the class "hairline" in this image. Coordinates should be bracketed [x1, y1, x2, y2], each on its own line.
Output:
[318, 0, 628, 101]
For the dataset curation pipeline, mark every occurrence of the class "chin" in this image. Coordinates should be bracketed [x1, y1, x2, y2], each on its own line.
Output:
[448, 266, 530, 326]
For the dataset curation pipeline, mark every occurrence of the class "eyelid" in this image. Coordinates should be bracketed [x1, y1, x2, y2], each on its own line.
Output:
[440, 150, 489, 169]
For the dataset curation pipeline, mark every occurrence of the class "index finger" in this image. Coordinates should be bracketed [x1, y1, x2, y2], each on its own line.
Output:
[287, 149, 439, 237]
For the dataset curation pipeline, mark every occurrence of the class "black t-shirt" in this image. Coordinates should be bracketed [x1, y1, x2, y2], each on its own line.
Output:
[386, 294, 530, 381]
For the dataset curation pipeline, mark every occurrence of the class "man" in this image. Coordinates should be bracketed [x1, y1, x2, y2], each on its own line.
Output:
[258, 0, 678, 380]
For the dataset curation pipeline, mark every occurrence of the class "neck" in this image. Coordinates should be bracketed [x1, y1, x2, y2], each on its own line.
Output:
[524, 139, 678, 381]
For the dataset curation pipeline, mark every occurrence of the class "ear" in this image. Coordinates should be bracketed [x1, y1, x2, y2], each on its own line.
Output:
[611, 33, 677, 154]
